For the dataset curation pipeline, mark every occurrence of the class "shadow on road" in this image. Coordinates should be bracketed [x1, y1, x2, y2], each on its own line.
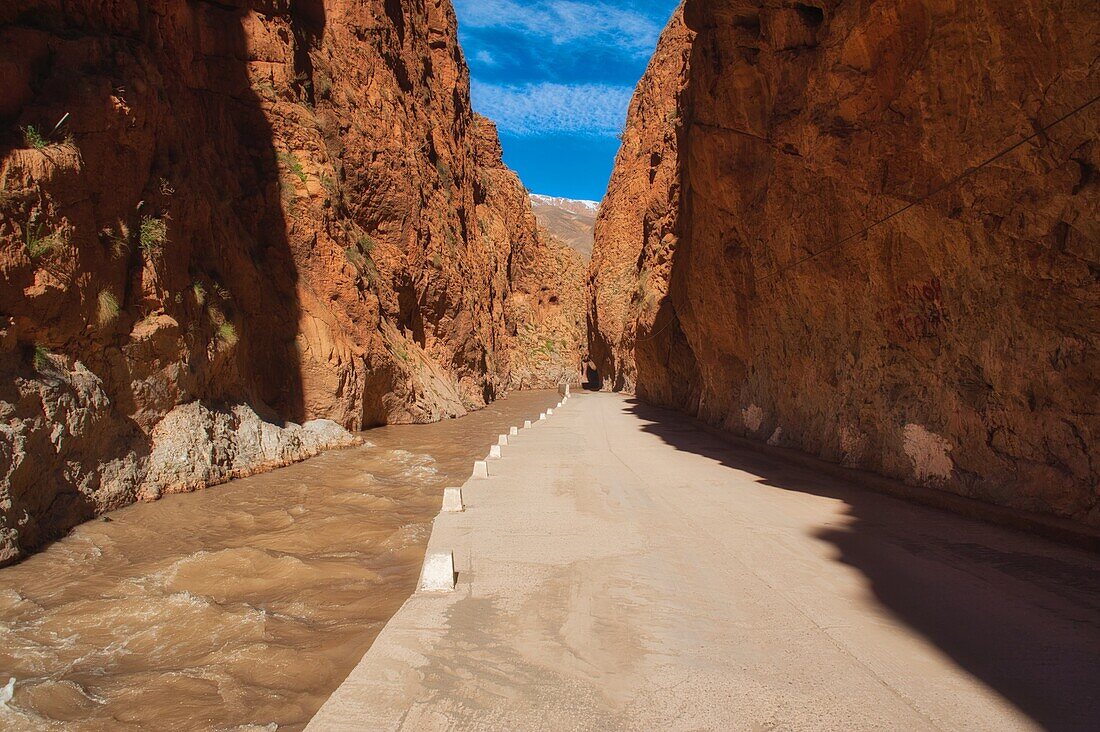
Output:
[625, 398, 1100, 731]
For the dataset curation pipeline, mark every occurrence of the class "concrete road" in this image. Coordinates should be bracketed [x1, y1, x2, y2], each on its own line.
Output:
[307, 393, 1100, 731]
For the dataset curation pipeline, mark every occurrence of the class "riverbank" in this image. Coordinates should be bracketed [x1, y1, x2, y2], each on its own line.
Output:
[0, 390, 562, 731]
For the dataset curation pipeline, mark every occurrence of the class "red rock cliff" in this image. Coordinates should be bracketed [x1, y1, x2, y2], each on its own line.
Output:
[0, 0, 573, 563]
[590, 0, 1099, 525]
[588, 6, 693, 395]
[471, 116, 586, 389]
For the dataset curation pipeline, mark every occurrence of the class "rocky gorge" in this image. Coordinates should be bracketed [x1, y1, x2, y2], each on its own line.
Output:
[473, 117, 587, 392]
[0, 1, 1098, 727]
[1, 0, 1095, 568]
[589, 0, 1098, 527]
[0, 0, 584, 565]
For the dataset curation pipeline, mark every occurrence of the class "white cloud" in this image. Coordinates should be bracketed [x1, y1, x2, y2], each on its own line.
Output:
[454, 0, 663, 58]
[472, 81, 633, 136]
[475, 49, 498, 66]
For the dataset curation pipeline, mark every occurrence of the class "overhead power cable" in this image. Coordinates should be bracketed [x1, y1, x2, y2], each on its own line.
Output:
[630, 91, 1099, 344]
[755, 92, 1099, 283]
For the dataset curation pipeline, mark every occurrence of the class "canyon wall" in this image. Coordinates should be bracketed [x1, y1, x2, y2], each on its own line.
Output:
[0, 0, 574, 564]
[588, 7, 693, 395]
[472, 117, 586, 390]
[591, 0, 1099, 525]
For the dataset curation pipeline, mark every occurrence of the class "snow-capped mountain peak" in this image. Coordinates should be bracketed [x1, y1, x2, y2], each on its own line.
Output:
[529, 194, 600, 215]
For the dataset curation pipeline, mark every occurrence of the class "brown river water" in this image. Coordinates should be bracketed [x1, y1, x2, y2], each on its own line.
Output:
[0, 390, 561, 731]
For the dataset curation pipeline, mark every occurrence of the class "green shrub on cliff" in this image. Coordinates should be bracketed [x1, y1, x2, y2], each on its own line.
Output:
[139, 216, 168, 255]
[24, 219, 65, 260]
[22, 125, 47, 150]
[101, 223, 131, 259]
[97, 290, 120, 326]
[217, 322, 239, 348]
[279, 152, 308, 183]
[32, 344, 52, 372]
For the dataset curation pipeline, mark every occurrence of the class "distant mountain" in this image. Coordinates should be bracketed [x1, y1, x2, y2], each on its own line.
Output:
[529, 194, 600, 260]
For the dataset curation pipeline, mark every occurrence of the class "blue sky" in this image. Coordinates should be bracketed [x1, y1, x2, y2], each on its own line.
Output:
[453, 0, 681, 202]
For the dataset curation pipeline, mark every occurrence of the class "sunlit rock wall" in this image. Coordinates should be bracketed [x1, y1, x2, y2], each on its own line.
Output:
[591, 0, 1099, 525]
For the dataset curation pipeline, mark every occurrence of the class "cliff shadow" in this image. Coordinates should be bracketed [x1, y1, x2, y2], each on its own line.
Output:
[183, 0, 325, 422]
[625, 398, 1100, 731]
[51, 0, 322, 421]
[0, 0, 331, 561]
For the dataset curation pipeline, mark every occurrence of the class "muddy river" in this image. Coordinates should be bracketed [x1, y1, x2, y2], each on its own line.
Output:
[0, 390, 561, 731]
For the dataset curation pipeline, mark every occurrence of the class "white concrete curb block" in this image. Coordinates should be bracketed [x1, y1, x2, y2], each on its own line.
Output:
[539, 413, 546, 421]
[442, 487, 464, 513]
[488, 444, 502, 459]
[509, 426, 519, 436]
[419, 552, 456, 592]
[547, 409, 554, 416]
[498, 434, 508, 446]
[473, 460, 489, 479]
[524, 420, 532, 429]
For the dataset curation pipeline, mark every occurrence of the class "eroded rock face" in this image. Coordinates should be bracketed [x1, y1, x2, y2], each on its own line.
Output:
[472, 116, 586, 390]
[591, 0, 1099, 525]
[588, 7, 694, 395]
[0, 0, 575, 563]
